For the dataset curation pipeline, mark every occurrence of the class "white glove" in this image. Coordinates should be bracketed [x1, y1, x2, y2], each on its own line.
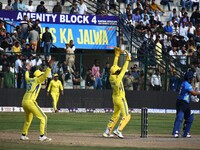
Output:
[191, 95, 199, 103]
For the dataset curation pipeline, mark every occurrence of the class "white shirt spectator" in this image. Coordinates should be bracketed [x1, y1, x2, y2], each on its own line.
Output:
[151, 74, 162, 87]
[26, 5, 35, 12]
[31, 58, 42, 67]
[177, 49, 187, 65]
[15, 58, 22, 73]
[78, 2, 87, 14]
[169, 48, 178, 59]
[188, 25, 196, 35]
[179, 26, 188, 39]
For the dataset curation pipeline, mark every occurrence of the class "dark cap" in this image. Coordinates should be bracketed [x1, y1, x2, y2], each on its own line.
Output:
[40, 1, 44, 4]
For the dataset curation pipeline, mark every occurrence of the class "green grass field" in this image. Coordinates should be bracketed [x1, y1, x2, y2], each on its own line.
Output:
[0, 112, 200, 150]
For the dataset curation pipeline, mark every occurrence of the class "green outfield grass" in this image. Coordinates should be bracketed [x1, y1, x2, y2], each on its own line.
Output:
[0, 112, 200, 150]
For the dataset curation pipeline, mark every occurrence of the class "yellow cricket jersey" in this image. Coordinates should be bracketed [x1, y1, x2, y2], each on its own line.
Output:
[22, 68, 51, 102]
[47, 80, 63, 94]
[109, 60, 129, 97]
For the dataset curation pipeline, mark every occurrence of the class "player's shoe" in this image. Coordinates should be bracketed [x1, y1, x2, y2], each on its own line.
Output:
[39, 136, 52, 141]
[183, 133, 191, 138]
[102, 132, 114, 138]
[55, 109, 59, 113]
[20, 135, 29, 140]
[113, 130, 124, 139]
[173, 133, 179, 138]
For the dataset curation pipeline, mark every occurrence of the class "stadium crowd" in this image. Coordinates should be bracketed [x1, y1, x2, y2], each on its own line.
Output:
[0, 0, 200, 91]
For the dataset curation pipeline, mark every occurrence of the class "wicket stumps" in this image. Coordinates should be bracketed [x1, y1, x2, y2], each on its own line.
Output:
[141, 107, 148, 138]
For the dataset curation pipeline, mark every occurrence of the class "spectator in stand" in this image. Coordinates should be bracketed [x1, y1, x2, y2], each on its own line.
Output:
[70, 1, 78, 14]
[178, 36, 187, 49]
[20, 15, 29, 42]
[163, 35, 172, 52]
[169, 46, 178, 59]
[53, 1, 62, 14]
[179, 22, 189, 41]
[85, 68, 95, 89]
[12, 0, 19, 11]
[169, 8, 178, 21]
[132, 10, 141, 24]
[168, 70, 179, 92]
[171, 35, 179, 48]
[122, 5, 132, 19]
[151, 68, 162, 91]
[180, 0, 193, 11]
[12, 41, 21, 55]
[157, 22, 165, 34]
[3, 65, 14, 88]
[42, 27, 53, 57]
[5, 44, 13, 56]
[65, 43, 75, 70]
[34, 19, 41, 52]
[180, 12, 190, 26]
[141, 9, 150, 20]
[92, 59, 102, 89]
[5, 0, 13, 10]
[69, 39, 76, 54]
[135, 21, 146, 36]
[131, 65, 140, 91]
[170, 17, 179, 27]
[15, 55, 23, 88]
[123, 71, 134, 91]
[190, 8, 199, 26]
[164, 21, 173, 36]
[195, 22, 200, 44]
[140, 14, 149, 26]
[22, 43, 32, 57]
[125, 14, 135, 28]
[192, 0, 199, 11]
[36, 1, 47, 13]
[26, 0, 35, 12]
[72, 70, 81, 89]
[149, 15, 157, 28]
[179, 7, 187, 18]
[172, 22, 180, 36]
[31, 55, 42, 69]
[187, 21, 196, 38]
[102, 62, 111, 89]
[133, 3, 143, 14]
[153, 10, 161, 24]
[178, 45, 187, 65]
[143, 0, 150, 10]
[150, 0, 164, 16]
[18, 0, 26, 11]
[77, 0, 87, 15]
[187, 36, 196, 52]
[28, 26, 39, 55]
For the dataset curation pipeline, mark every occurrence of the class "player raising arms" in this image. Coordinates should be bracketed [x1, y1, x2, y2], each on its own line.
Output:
[47, 73, 64, 113]
[103, 47, 131, 139]
[20, 58, 54, 141]
[172, 70, 200, 138]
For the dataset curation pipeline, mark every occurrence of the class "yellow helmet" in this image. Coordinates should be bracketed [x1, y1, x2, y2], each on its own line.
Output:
[110, 65, 121, 75]
[54, 73, 58, 77]
[34, 70, 43, 77]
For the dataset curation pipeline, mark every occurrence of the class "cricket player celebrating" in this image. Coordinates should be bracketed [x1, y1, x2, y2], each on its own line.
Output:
[103, 47, 131, 139]
[172, 70, 200, 138]
[47, 73, 64, 113]
[20, 59, 54, 141]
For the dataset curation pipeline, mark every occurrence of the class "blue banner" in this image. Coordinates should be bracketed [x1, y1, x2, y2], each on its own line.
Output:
[0, 10, 118, 49]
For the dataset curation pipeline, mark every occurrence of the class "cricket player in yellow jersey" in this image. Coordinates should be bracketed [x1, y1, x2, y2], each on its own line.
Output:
[103, 47, 131, 139]
[20, 59, 54, 141]
[47, 73, 64, 113]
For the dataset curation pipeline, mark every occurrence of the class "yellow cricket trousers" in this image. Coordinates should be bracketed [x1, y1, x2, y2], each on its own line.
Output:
[22, 100, 47, 136]
[51, 92, 60, 111]
[107, 95, 130, 132]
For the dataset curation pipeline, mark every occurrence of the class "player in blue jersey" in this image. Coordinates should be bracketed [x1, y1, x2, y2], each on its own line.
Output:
[172, 70, 200, 138]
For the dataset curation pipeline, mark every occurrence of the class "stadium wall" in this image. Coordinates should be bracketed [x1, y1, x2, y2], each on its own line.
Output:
[0, 89, 200, 110]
